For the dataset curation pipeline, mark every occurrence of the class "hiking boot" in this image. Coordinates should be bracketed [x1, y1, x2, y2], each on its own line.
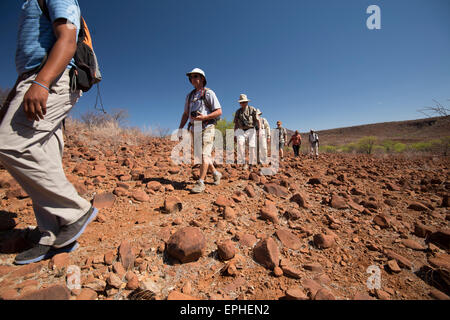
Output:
[213, 171, 222, 186]
[14, 244, 51, 265]
[14, 241, 80, 265]
[52, 207, 98, 249]
[191, 181, 206, 194]
[22, 227, 42, 246]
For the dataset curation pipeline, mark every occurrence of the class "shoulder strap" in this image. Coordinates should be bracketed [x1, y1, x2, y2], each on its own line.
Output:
[37, 0, 50, 21]
[201, 88, 212, 112]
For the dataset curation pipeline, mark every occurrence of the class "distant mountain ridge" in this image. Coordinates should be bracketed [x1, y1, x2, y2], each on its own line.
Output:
[287, 116, 450, 145]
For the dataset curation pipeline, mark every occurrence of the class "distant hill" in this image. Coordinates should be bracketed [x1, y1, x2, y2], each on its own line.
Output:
[287, 116, 450, 146]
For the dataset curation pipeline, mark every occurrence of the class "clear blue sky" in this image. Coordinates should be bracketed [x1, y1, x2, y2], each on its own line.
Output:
[1, 0, 449, 132]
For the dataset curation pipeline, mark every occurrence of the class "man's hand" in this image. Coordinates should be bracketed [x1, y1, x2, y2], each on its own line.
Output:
[193, 114, 208, 122]
[23, 83, 49, 121]
[22, 18, 77, 121]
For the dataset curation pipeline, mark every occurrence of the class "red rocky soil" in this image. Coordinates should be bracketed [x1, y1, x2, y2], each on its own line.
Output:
[0, 137, 449, 300]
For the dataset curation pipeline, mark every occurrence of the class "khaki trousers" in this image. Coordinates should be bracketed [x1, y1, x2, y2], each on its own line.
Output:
[0, 69, 91, 245]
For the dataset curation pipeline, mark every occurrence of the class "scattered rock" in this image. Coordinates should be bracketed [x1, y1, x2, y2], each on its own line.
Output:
[163, 196, 182, 214]
[401, 239, 426, 251]
[19, 284, 70, 300]
[285, 288, 308, 300]
[290, 192, 308, 208]
[132, 190, 150, 202]
[313, 288, 336, 300]
[118, 240, 135, 270]
[387, 260, 402, 273]
[253, 238, 280, 270]
[373, 214, 390, 228]
[217, 240, 236, 261]
[92, 192, 116, 209]
[275, 229, 301, 250]
[408, 202, 429, 212]
[263, 183, 289, 198]
[167, 290, 200, 300]
[313, 233, 335, 249]
[167, 227, 206, 263]
[260, 200, 279, 223]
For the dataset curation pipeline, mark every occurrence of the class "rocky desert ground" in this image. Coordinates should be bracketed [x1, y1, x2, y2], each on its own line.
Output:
[0, 127, 449, 301]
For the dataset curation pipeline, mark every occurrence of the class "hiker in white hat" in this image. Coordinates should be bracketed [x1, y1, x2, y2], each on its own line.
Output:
[256, 108, 270, 165]
[309, 129, 319, 159]
[178, 68, 223, 194]
[233, 94, 261, 170]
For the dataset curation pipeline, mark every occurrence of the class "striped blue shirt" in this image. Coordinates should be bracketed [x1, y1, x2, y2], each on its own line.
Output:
[15, 0, 81, 75]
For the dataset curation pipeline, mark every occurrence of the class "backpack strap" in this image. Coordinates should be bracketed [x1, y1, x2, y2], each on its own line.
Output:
[37, 0, 50, 21]
[201, 88, 212, 112]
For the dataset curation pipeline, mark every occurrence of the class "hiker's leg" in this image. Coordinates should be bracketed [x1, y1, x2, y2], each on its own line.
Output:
[279, 143, 284, 159]
[259, 133, 268, 164]
[0, 70, 91, 246]
[236, 133, 246, 165]
[199, 126, 215, 180]
[248, 129, 257, 165]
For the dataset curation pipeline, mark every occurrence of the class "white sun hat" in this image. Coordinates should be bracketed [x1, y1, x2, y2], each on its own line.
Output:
[186, 68, 207, 85]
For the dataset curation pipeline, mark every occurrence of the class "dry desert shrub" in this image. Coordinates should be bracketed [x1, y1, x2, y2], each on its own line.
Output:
[64, 111, 167, 148]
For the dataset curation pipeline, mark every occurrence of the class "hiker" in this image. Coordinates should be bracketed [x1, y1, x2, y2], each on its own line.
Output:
[233, 94, 261, 170]
[257, 109, 270, 165]
[275, 120, 288, 160]
[288, 130, 302, 157]
[178, 68, 223, 194]
[0, 0, 97, 265]
[309, 129, 320, 158]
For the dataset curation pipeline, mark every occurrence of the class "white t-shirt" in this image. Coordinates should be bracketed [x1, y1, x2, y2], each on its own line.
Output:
[309, 132, 319, 144]
[184, 88, 222, 128]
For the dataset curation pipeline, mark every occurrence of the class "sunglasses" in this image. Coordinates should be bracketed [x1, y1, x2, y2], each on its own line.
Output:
[189, 74, 201, 80]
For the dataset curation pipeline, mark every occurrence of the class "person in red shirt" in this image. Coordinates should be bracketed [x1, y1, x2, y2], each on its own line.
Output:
[288, 130, 302, 157]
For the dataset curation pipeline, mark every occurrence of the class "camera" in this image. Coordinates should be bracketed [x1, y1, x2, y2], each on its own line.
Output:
[191, 111, 201, 117]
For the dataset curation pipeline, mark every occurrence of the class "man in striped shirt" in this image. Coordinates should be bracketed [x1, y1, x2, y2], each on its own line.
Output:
[0, 0, 96, 265]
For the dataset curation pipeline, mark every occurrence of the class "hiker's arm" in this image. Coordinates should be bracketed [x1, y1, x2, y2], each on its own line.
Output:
[179, 110, 189, 129]
[23, 19, 77, 121]
[193, 108, 222, 121]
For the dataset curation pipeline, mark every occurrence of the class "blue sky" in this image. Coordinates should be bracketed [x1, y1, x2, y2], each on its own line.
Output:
[0, 0, 449, 132]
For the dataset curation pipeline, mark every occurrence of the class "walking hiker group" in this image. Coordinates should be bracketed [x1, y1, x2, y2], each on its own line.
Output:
[0, 1, 321, 266]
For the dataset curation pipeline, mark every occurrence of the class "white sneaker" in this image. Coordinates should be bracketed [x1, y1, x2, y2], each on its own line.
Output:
[191, 181, 206, 194]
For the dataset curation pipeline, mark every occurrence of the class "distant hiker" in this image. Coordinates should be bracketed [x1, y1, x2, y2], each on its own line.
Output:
[178, 68, 223, 194]
[309, 129, 320, 159]
[275, 120, 288, 160]
[233, 94, 261, 170]
[257, 109, 270, 165]
[0, 0, 98, 265]
[288, 130, 302, 157]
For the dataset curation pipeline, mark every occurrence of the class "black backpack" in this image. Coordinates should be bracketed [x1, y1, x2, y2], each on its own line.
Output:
[38, 0, 102, 92]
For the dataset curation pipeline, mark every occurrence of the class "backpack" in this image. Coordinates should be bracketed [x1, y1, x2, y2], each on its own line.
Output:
[38, 0, 102, 92]
[188, 88, 221, 124]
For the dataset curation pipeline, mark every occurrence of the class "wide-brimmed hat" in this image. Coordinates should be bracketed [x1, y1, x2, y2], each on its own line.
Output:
[238, 94, 250, 103]
[256, 108, 262, 115]
[186, 68, 207, 86]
